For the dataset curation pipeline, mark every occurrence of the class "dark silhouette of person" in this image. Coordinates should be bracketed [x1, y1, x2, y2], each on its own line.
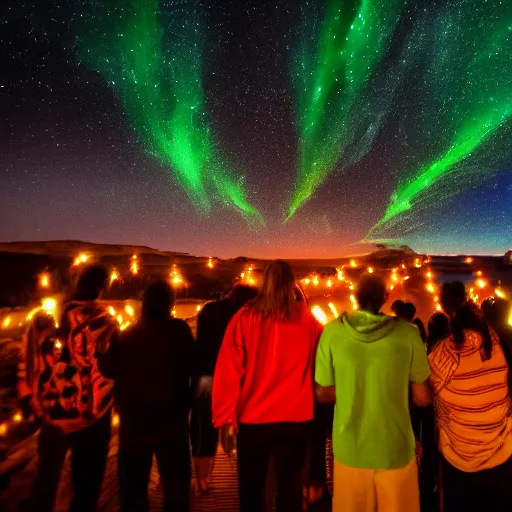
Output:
[98, 280, 195, 512]
[427, 312, 450, 353]
[190, 283, 258, 494]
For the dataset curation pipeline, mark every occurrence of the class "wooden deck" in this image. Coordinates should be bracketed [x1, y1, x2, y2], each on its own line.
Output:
[3, 434, 332, 512]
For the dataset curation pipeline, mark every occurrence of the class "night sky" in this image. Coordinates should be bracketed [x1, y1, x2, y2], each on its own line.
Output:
[1, 0, 511, 259]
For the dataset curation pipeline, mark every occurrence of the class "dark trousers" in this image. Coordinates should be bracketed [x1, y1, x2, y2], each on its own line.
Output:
[118, 437, 191, 512]
[31, 411, 112, 512]
[237, 422, 311, 512]
[308, 403, 333, 486]
[442, 455, 512, 511]
[190, 392, 218, 458]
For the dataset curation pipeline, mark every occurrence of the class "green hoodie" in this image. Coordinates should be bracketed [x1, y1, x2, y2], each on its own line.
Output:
[315, 310, 430, 470]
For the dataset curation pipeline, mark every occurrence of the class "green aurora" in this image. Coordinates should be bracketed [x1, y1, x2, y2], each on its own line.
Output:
[286, 0, 404, 222]
[75, 0, 263, 225]
[367, 4, 512, 239]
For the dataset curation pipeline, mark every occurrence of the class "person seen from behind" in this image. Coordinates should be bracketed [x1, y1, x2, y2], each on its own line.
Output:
[315, 274, 431, 512]
[98, 280, 195, 512]
[392, 299, 428, 343]
[212, 260, 323, 512]
[429, 282, 512, 511]
[190, 283, 258, 495]
[426, 311, 450, 354]
[18, 265, 117, 512]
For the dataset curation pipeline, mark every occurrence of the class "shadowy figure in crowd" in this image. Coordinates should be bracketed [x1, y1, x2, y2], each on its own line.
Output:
[190, 284, 258, 495]
[18, 265, 117, 512]
[213, 260, 323, 512]
[99, 280, 195, 512]
[315, 274, 431, 512]
[426, 312, 450, 354]
[482, 296, 512, 389]
[392, 299, 427, 343]
[429, 282, 512, 511]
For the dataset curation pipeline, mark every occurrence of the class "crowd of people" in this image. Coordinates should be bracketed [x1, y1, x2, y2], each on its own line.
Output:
[16, 261, 512, 511]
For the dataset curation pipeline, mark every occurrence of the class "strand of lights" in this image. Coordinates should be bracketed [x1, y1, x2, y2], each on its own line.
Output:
[130, 255, 139, 276]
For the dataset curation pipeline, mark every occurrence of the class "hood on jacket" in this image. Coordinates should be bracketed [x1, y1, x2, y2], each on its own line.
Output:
[341, 310, 397, 343]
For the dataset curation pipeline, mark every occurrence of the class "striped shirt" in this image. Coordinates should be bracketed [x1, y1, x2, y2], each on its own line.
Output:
[429, 328, 512, 472]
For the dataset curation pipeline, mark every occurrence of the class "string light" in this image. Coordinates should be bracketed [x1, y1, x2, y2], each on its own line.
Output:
[311, 305, 328, 325]
[39, 273, 50, 288]
[73, 253, 88, 266]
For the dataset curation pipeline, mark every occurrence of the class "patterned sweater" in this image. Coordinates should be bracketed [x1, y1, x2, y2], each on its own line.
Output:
[429, 328, 512, 472]
[18, 301, 117, 433]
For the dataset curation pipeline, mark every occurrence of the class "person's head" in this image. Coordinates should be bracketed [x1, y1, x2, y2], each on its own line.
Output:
[356, 274, 387, 314]
[229, 283, 258, 311]
[442, 281, 493, 360]
[250, 260, 299, 322]
[74, 265, 108, 301]
[142, 280, 175, 322]
[440, 281, 467, 317]
[392, 300, 417, 322]
[427, 312, 450, 351]
[482, 296, 511, 331]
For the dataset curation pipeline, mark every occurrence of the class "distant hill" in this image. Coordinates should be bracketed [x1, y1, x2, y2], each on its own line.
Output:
[0, 240, 191, 258]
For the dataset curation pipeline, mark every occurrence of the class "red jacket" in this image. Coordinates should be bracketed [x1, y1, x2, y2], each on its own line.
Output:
[212, 305, 323, 427]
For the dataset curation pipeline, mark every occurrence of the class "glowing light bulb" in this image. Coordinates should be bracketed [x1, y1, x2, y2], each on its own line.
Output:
[367, 267, 374, 274]
[328, 302, 339, 318]
[495, 289, 506, 299]
[117, 315, 123, 325]
[477, 279, 487, 289]
[120, 321, 131, 331]
[436, 304, 442, 312]
[313, 277, 319, 286]
[389, 284, 395, 291]
[311, 305, 328, 325]
[327, 279, 332, 288]
[40, 274, 50, 288]
[426, 271, 432, 279]
[109, 306, 116, 316]
[13, 412, 23, 423]
[426, 283, 435, 294]
[350, 260, 357, 268]
[73, 253, 88, 266]
[196, 305, 201, 312]
[2, 316, 11, 329]
[0, 423, 7, 436]
[465, 257, 474, 264]
[110, 269, 119, 284]
[124, 305, 134, 317]
[207, 257, 214, 269]
[42, 298, 57, 314]
[475, 270, 483, 277]
[112, 414, 120, 427]
[55, 340, 62, 350]
[303, 278, 310, 285]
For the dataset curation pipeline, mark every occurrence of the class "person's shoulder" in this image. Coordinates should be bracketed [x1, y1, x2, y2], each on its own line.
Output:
[320, 316, 345, 339]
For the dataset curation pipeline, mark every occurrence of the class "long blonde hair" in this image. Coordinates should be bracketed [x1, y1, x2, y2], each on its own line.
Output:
[249, 260, 300, 322]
